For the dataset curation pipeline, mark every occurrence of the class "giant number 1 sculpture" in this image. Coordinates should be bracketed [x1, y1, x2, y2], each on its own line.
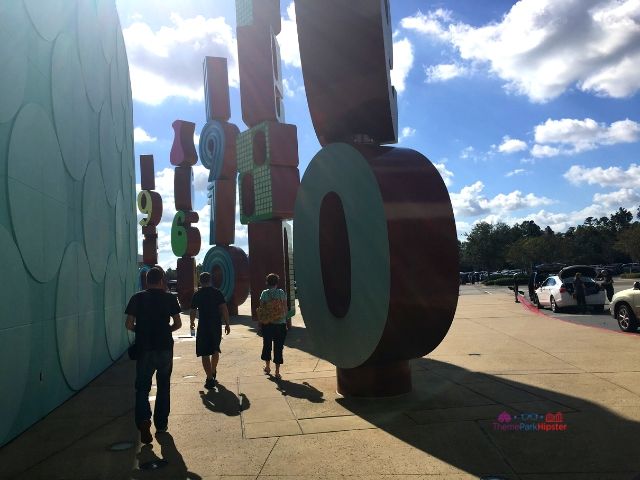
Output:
[293, 0, 459, 396]
[235, 0, 298, 320]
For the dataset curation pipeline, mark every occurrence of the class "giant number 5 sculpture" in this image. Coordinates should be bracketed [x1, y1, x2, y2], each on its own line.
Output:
[171, 120, 201, 308]
[293, 0, 459, 397]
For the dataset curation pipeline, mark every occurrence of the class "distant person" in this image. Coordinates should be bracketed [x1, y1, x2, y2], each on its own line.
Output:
[573, 272, 586, 314]
[259, 273, 289, 380]
[190, 272, 230, 389]
[125, 267, 182, 444]
[600, 270, 614, 303]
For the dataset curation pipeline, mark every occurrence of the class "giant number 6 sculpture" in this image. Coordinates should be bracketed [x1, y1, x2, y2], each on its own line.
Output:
[293, 0, 459, 397]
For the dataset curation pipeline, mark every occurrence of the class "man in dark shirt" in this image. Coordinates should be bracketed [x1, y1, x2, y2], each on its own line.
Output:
[125, 267, 182, 444]
[190, 272, 230, 389]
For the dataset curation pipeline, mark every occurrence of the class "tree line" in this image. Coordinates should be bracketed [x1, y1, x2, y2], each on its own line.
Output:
[460, 207, 640, 272]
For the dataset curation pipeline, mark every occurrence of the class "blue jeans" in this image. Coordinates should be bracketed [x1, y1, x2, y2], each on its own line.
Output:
[135, 349, 173, 429]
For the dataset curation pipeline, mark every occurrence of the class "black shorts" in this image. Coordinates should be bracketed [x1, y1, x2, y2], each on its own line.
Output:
[196, 327, 222, 357]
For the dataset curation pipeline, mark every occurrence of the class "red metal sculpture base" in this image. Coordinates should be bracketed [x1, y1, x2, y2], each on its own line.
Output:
[336, 361, 411, 398]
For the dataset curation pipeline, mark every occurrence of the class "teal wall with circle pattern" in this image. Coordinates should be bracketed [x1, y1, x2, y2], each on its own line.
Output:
[0, 0, 136, 446]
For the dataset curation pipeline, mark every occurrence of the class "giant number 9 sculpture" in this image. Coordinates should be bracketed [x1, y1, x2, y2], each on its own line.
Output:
[293, 0, 459, 397]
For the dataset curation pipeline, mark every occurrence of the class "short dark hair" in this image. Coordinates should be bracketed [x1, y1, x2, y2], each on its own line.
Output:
[200, 272, 211, 285]
[147, 267, 164, 285]
[266, 273, 279, 287]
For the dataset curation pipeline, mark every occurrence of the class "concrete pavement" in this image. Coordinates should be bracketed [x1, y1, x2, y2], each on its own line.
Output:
[1, 286, 639, 479]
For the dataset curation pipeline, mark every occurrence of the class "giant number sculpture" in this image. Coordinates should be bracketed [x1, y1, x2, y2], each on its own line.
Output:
[235, 0, 299, 320]
[199, 56, 250, 315]
[138, 154, 162, 288]
[170, 120, 201, 308]
[293, 0, 459, 396]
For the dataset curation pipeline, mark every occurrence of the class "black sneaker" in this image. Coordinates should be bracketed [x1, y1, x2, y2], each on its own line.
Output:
[204, 378, 215, 389]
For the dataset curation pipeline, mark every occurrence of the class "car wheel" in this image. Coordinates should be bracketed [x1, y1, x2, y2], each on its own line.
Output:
[616, 303, 638, 332]
[534, 294, 541, 309]
[550, 296, 561, 313]
[593, 304, 604, 313]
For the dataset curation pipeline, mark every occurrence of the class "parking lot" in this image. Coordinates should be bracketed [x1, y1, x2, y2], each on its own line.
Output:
[461, 277, 640, 335]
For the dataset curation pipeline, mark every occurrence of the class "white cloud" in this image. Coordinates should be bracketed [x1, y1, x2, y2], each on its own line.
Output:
[593, 188, 640, 208]
[451, 181, 553, 218]
[282, 78, 295, 98]
[398, 126, 416, 142]
[486, 197, 639, 233]
[282, 76, 305, 98]
[564, 164, 640, 188]
[532, 118, 640, 157]
[123, 14, 237, 105]
[460, 146, 475, 160]
[498, 136, 527, 154]
[451, 181, 488, 217]
[506, 169, 527, 177]
[425, 63, 467, 83]
[434, 162, 454, 187]
[400, 9, 452, 38]
[134, 127, 157, 143]
[401, 1, 640, 102]
[391, 37, 414, 94]
[192, 165, 210, 193]
[279, 2, 300, 68]
[530, 144, 561, 158]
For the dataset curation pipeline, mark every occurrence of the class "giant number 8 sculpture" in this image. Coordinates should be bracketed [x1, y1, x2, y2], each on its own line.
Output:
[293, 0, 459, 397]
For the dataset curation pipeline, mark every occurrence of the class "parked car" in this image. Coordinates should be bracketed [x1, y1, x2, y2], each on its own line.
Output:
[610, 281, 640, 332]
[604, 263, 624, 275]
[534, 265, 606, 313]
[622, 263, 640, 273]
[528, 263, 565, 302]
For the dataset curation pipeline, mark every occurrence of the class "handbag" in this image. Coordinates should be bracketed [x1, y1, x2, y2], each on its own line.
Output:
[257, 299, 286, 325]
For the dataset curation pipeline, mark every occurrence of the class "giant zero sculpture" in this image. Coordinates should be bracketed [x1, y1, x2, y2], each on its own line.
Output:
[293, 0, 459, 396]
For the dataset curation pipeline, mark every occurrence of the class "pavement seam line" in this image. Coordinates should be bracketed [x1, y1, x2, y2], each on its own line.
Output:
[238, 375, 247, 439]
[474, 417, 522, 479]
[255, 436, 279, 479]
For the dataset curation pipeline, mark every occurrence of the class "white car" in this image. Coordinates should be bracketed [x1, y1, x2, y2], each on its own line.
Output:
[534, 266, 606, 313]
[610, 281, 640, 332]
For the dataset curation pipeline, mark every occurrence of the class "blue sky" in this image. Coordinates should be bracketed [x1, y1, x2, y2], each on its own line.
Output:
[115, 0, 640, 268]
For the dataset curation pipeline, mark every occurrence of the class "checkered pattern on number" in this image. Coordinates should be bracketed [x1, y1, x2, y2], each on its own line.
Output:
[235, 0, 254, 27]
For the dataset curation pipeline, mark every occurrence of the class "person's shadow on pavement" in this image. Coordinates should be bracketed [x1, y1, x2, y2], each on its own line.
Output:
[131, 433, 202, 479]
[270, 378, 325, 403]
[200, 382, 250, 416]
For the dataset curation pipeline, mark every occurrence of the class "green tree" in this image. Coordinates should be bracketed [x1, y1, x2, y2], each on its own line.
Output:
[610, 207, 633, 232]
[616, 224, 640, 262]
[463, 222, 515, 271]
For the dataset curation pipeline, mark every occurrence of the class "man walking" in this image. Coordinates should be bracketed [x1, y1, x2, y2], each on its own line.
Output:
[125, 267, 182, 444]
[190, 272, 230, 389]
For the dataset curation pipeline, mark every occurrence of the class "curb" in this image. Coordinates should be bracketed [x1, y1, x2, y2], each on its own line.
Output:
[517, 292, 637, 337]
